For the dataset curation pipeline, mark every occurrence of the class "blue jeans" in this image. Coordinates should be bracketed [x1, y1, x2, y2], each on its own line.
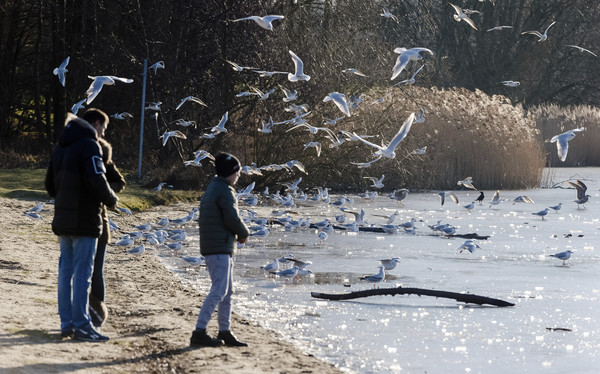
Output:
[195, 254, 233, 331]
[58, 236, 97, 331]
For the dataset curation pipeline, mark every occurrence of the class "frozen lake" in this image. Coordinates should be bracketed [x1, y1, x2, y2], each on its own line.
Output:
[157, 168, 600, 373]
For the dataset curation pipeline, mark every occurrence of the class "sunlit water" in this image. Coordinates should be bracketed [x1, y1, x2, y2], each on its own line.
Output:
[155, 168, 600, 373]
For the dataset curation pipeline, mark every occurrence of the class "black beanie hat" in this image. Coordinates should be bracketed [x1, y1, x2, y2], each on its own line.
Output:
[215, 152, 241, 177]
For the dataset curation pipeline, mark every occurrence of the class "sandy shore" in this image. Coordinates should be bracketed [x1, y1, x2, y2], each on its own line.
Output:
[0, 197, 342, 373]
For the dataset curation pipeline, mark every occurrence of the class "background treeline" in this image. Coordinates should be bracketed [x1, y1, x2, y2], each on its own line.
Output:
[1, 0, 599, 191]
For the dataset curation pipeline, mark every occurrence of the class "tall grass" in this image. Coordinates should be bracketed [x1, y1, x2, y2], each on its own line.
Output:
[529, 104, 600, 167]
[242, 86, 545, 191]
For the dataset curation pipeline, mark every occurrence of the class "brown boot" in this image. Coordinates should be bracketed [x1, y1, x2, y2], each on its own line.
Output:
[217, 330, 248, 347]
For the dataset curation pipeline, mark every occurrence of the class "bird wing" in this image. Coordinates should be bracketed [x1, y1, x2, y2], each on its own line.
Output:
[231, 16, 258, 22]
[463, 16, 478, 30]
[522, 30, 542, 38]
[551, 134, 569, 162]
[85, 77, 109, 104]
[59, 56, 70, 70]
[289, 50, 305, 76]
[386, 112, 416, 152]
[391, 53, 411, 80]
[351, 132, 384, 151]
[448, 2, 462, 15]
[544, 21, 557, 34]
[449, 192, 459, 204]
[324, 93, 351, 117]
[107, 76, 134, 84]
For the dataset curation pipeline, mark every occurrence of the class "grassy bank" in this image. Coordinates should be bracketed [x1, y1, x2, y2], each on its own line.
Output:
[0, 169, 200, 211]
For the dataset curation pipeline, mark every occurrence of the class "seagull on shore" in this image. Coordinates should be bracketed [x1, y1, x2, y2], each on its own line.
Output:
[532, 208, 550, 220]
[181, 256, 204, 265]
[360, 265, 385, 288]
[27, 202, 46, 213]
[261, 259, 279, 272]
[565, 45, 598, 57]
[568, 180, 590, 209]
[457, 240, 481, 254]
[117, 207, 133, 215]
[53, 56, 70, 87]
[549, 127, 585, 162]
[288, 50, 310, 82]
[271, 266, 299, 279]
[323, 92, 351, 117]
[176, 96, 207, 110]
[379, 257, 400, 271]
[25, 212, 43, 220]
[391, 47, 433, 80]
[521, 21, 556, 42]
[86, 75, 134, 104]
[449, 3, 478, 30]
[489, 190, 504, 208]
[549, 250, 573, 266]
[126, 244, 145, 255]
[114, 235, 134, 247]
[549, 202, 562, 213]
[231, 15, 285, 31]
[352, 112, 416, 162]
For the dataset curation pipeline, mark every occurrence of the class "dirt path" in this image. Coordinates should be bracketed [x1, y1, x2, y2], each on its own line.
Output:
[0, 197, 342, 373]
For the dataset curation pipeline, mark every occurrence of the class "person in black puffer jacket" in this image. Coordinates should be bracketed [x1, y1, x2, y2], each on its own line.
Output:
[45, 108, 118, 343]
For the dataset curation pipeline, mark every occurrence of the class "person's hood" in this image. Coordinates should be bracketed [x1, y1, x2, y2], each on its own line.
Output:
[58, 113, 98, 147]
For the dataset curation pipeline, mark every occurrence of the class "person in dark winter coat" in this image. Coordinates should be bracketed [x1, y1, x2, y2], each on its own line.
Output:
[89, 119, 126, 328]
[191, 152, 250, 347]
[45, 108, 118, 342]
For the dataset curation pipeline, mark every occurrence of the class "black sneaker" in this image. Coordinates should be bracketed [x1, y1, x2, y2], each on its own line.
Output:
[74, 327, 109, 342]
[217, 330, 248, 347]
[190, 329, 223, 347]
[60, 328, 73, 338]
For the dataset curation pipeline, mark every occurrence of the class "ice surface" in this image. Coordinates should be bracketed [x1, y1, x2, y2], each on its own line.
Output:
[158, 168, 600, 373]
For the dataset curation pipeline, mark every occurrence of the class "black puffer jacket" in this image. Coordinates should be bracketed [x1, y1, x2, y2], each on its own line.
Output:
[45, 114, 118, 238]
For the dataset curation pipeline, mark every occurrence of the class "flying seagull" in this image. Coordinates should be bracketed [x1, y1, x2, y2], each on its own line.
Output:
[53, 56, 70, 87]
[549, 127, 585, 162]
[86, 75, 134, 104]
[231, 15, 285, 31]
[449, 3, 478, 30]
[352, 112, 416, 163]
[176, 96, 208, 110]
[288, 50, 310, 82]
[391, 47, 433, 81]
[521, 21, 556, 42]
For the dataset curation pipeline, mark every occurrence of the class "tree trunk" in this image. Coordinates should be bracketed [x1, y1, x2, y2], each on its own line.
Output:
[311, 286, 515, 307]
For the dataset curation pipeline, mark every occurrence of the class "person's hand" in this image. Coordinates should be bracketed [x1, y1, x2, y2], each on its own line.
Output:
[238, 237, 248, 244]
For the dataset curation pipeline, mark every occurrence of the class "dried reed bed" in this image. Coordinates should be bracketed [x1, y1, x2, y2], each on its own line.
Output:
[529, 104, 600, 167]
[261, 86, 545, 191]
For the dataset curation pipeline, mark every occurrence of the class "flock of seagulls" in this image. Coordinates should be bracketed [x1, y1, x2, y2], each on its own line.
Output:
[45, 5, 595, 286]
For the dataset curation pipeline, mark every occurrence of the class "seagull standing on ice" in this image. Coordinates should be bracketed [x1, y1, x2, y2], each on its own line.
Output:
[457, 240, 481, 253]
[360, 265, 385, 288]
[379, 258, 400, 270]
[231, 15, 285, 31]
[53, 56, 70, 87]
[549, 250, 573, 266]
[568, 180, 590, 209]
[532, 208, 550, 220]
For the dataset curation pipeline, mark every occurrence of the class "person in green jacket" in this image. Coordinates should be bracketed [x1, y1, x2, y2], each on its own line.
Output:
[191, 152, 250, 347]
